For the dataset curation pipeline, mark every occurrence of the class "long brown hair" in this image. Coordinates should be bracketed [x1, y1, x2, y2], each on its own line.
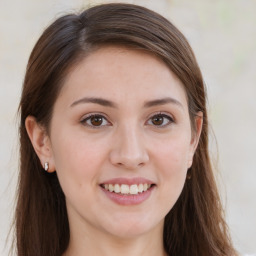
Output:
[15, 3, 238, 256]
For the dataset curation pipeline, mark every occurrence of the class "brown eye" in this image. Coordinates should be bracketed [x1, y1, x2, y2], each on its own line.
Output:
[90, 116, 103, 126]
[152, 115, 164, 125]
[148, 114, 174, 127]
[81, 114, 109, 128]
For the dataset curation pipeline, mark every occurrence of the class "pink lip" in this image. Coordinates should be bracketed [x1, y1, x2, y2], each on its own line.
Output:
[99, 177, 156, 206]
[100, 177, 155, 185]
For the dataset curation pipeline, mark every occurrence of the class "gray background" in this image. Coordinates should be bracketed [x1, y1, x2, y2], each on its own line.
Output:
[1, 0, 255, 255]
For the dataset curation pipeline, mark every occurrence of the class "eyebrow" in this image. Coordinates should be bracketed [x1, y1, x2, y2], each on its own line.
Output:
[143, 97, 183, 109]
[70, 97, 117, 108]
[70, 96, 183, 109]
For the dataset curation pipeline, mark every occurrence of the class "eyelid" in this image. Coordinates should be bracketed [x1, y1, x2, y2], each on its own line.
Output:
[80, 112, 111, 128]
[146, 112, 175, 127]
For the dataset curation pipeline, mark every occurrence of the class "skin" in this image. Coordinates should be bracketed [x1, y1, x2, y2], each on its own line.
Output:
[26, 46, 202, 256]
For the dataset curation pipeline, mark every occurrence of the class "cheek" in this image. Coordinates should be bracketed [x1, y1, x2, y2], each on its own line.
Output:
[157, 144, 188, 188]
[154, 135, 191, 173]
[51, 135, 109, 217]
[52, 128, 105, 170]
[51, 131, 108, 195]
[152, 136, 190, 204]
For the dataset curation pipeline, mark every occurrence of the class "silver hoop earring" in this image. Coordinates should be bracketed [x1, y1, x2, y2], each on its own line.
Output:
[44, 162, 49, 172]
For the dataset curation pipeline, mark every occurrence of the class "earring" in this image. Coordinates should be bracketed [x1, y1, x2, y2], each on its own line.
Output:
[44, 162, 49, 172]
[186, 169, 192, 180]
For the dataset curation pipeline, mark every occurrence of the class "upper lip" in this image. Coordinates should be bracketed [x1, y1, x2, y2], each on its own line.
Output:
[100, 177, 155, 185]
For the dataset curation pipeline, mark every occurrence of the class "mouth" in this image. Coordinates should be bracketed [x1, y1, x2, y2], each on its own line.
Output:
[99, 177, 156, 205]
[100, 183, 155, 195]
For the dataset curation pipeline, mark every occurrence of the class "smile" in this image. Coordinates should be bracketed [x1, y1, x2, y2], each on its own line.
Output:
[100, 178, 155, 205]
[101, 183, 153, 195]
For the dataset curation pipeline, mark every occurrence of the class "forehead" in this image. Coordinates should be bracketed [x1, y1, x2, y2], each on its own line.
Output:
[58, 46, 188, 108]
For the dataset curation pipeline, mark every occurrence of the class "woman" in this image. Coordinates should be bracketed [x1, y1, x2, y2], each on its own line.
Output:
[15, 3, 238, 256]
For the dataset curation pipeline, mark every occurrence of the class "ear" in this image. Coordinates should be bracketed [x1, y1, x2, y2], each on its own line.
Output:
[187, 112, 203, 169]
[25, 116, 55, 173]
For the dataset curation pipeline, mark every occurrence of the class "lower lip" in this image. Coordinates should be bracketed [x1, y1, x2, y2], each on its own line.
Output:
[100, 186, 154, 206]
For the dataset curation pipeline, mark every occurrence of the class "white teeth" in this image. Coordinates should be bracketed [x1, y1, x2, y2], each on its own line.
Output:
[138, 184, 144, 193]
[130, 184, 139, 195]
[121, 184, 129, 194]
[114, 184, 120, 193]
[108, 184, 114, 192]
[103, 183, 153, 195]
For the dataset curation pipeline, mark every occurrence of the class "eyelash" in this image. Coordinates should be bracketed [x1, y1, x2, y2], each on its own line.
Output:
[80, 113, 110, 128]
[80, 112, 174, 128]
[146, 112, 174, 127]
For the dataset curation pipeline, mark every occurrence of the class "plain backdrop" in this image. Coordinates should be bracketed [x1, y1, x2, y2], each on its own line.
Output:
[1, 0, 255, 255]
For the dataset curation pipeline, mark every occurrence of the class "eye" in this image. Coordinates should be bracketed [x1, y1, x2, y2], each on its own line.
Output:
[81, 114, 110, 128]
[147, 113, 174, 127]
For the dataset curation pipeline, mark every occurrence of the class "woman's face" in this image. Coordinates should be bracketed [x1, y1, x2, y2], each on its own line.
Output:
[48, 47, 201, 239]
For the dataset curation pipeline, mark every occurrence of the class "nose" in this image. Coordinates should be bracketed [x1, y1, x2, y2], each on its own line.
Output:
[109, 125, 149, 170]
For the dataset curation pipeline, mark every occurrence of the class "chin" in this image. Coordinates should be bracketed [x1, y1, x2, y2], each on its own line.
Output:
[102, 213, 164, 239]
